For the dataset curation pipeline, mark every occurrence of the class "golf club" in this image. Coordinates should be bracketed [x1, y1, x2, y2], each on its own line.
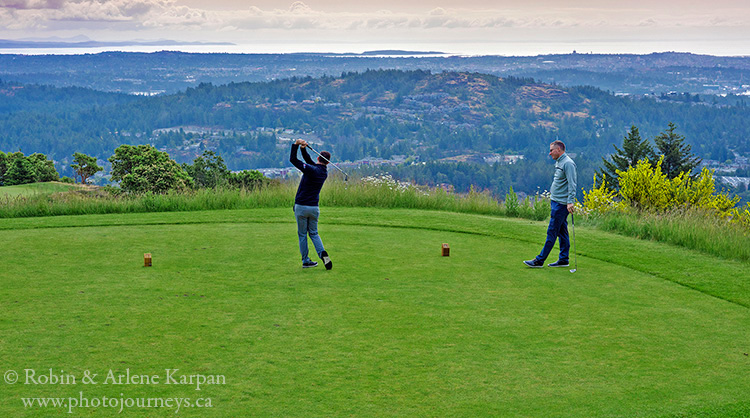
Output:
[306, 144, 349, 181]
[570, 213, 577, 273]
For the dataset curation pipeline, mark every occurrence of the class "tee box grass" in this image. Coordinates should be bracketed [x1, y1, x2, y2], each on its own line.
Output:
[0, 207, 748, 417]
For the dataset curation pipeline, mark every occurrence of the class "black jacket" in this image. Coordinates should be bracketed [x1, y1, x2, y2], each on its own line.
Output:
[290, 144, 328, 206]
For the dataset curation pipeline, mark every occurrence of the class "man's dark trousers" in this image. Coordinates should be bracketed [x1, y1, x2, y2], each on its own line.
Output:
[535, 200, 570, 263]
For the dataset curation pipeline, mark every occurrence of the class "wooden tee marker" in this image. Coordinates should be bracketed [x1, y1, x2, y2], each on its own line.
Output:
[442, 243, 450, 257]
[144, 253, 152, 267]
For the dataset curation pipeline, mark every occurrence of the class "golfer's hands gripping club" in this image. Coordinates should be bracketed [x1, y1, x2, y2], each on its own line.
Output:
[294, 138, 308, 148]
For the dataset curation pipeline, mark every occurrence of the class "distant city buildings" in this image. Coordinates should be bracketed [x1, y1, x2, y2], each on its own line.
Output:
[439, 153, 524, 165]
[720, 176, 750, 189]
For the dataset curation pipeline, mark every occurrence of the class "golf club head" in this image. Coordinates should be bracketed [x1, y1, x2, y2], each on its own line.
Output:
[569, 268, 576, 273]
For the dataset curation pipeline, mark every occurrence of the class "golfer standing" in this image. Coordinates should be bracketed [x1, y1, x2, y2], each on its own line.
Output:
[290, 139, 333, 270]
[524, 140, 577, 268]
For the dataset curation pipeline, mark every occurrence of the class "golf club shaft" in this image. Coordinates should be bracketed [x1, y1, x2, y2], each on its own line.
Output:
[571, 213, 577, 271]
[305, 144, 349, 180]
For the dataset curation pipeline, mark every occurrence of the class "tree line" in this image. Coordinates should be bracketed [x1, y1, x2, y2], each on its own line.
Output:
[0, 151, 60, 186]
[0, 147, 267, 194]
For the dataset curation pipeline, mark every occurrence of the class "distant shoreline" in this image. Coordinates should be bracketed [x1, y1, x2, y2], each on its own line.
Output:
[0, 42, 444, 57]
[0, 41, 746, 57]
[0, 40, 234, 49]
[359, 50, 444, 56]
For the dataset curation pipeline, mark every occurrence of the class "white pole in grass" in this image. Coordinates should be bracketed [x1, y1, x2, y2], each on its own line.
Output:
[570, 214, 577, 273]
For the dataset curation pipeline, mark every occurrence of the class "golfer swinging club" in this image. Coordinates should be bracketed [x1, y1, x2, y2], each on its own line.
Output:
[290, 138, 333, 270]
[524, 140, 577, 268]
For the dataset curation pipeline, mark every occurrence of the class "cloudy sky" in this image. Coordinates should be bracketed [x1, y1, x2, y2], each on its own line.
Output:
[1, 0, 748, 54]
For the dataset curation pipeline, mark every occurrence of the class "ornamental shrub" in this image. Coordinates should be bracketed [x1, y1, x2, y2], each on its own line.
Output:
[581, 174, 625, 215]
[582, 157, 745, 230]
[730, 203, 750, 230]
[617, 157, 672, 210]
[617, 157, 738, 215]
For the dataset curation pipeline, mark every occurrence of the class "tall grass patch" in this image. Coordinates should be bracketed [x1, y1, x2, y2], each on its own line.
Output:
[583, 208, 750, 263]
[0, 184, 294, 218]
[0, 177, 530, 219]
[321, 176, 510, 216]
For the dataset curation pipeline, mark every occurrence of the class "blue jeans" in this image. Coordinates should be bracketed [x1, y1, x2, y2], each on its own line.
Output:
[536, 200, 570, 263]
[294, 204, 325, 263]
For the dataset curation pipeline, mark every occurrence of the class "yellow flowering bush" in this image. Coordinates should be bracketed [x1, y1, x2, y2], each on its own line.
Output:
[582, 157, 745, 229]
[730, 202, 750, 230]
[581, 174, 625, 214]
[617, 158, 671, 210]
[615, 157, 739, 215]
[669, 167, 736, 215]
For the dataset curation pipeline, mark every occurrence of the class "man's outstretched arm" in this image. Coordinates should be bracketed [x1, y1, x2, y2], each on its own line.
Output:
[301, 145, 316, 165]
[290, 142, 305, 172]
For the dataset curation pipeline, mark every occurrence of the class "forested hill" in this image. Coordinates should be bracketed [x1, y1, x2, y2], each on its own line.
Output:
[1, 51, 749, 96]
[1, 70, 748, 194]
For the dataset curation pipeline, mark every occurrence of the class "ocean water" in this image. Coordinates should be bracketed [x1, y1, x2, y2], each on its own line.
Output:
[0, 39, 747, 57]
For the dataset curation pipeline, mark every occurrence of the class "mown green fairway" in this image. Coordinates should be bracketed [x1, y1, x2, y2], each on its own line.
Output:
[0, 182, 81, 198]
[0, 208, 748, 417]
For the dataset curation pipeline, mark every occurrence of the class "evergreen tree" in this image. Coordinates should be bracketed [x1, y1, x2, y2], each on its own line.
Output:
[71, 152, 103, 184]
[182, 150, 230, 189]
[5, 156, 37, 185]
[597, 125, 655, 190]
[109, 145, 193, 194]
[27, 153, 59, 182]
[654, 122, 702, 179]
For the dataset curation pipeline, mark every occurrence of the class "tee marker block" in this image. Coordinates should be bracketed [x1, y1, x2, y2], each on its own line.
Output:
[144, 253, 152, 267]
[442, 243, 450, 257]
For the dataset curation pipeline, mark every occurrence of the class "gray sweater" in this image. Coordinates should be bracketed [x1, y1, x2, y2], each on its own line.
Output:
[550, 153, 577, 204]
